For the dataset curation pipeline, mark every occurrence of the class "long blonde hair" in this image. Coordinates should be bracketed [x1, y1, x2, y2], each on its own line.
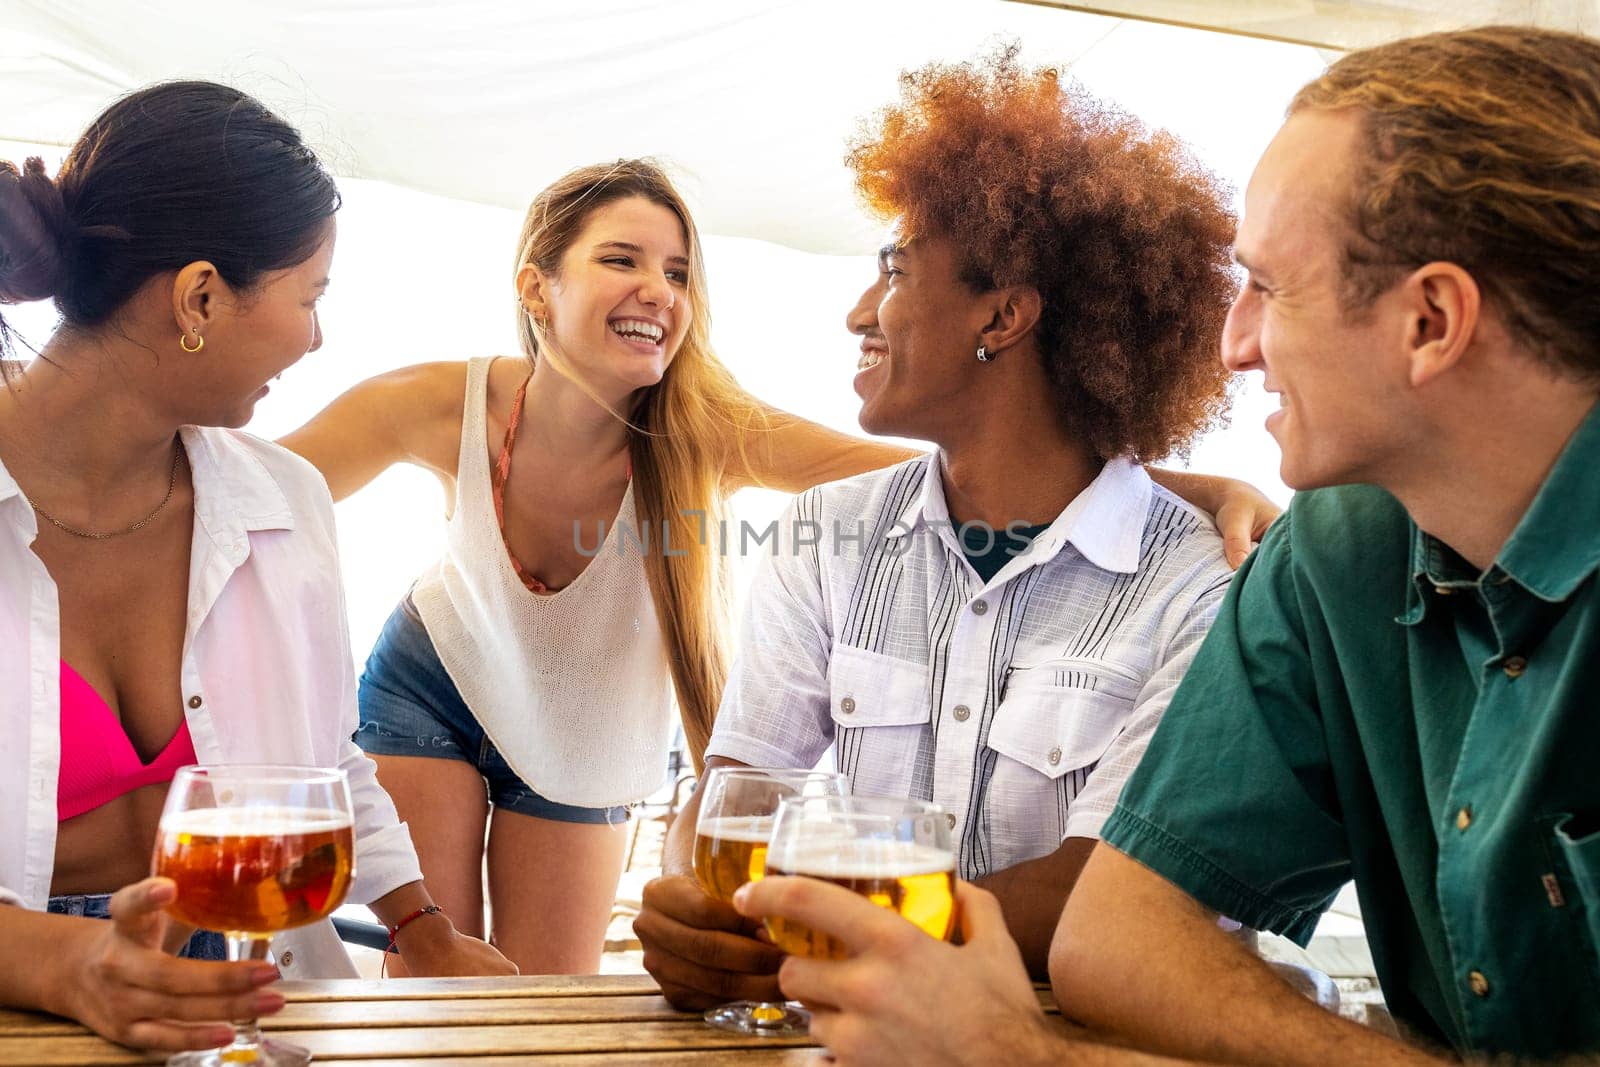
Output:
[512, 159, 763, 771]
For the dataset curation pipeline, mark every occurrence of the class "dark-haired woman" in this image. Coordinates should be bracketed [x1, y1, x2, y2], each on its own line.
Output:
[0, 81, 511, 1055]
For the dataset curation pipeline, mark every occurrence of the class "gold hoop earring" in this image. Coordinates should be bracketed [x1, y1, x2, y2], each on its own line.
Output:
[180, 331, 204, 353]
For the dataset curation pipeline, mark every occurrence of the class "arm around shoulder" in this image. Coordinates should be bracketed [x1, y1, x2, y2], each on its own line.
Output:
[277, 361, 466, 501]
[725, 404, 918, 494]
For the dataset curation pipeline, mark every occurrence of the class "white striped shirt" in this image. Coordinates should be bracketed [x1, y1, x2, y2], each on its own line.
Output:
[706, 453, 1232, 880]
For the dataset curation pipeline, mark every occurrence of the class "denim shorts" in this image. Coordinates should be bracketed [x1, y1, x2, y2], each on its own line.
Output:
[355, 597, 628, 825]
[48, 893, 229, 960]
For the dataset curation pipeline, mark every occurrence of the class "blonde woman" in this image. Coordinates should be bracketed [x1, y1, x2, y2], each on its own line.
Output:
[282, 159, 1274, 974]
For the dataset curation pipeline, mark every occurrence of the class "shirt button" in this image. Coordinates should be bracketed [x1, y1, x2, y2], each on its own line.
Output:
[839, 696, 856, 715]
[971, 599, 989, 616]
[1467, 970, 1490, 998]
[1502, 656, 1527, 679]
[280, 950, 295, 968]
[1456, 806, 1473, 831]
[952, 704, 971, 722]
[945, 812, 957, 829]
[1434, 585, 1453, 596]
[1047, 747, 1062, 767]
[188, 695, 203, 709]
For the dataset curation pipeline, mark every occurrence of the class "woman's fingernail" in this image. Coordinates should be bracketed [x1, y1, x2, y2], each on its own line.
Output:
[732, 885, 751, 909]
[254, 992, 286, 1014]
[251, 965, 282, 986]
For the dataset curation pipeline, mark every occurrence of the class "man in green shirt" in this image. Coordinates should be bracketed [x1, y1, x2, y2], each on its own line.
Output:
[735, 24, 1600, 1067]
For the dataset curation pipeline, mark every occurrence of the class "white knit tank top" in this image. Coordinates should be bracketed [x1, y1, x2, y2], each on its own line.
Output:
[410, 358, 675, 807]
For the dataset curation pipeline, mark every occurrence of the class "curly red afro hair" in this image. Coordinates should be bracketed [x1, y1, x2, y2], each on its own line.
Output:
[847, 45, 1237, 461]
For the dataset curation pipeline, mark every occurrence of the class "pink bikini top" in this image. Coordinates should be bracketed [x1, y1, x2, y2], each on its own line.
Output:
[56, 662, 197, 822]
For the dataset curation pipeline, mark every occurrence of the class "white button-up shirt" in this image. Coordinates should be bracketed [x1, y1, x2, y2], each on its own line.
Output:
[0, 426, 422, 976]
[706, 454, 1231, 880]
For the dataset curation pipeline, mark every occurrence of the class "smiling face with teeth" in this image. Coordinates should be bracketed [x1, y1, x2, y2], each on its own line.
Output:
[1222, 110, 1413, 491]
[845, 231, 1004, 442]
[517, 196, 692, 403]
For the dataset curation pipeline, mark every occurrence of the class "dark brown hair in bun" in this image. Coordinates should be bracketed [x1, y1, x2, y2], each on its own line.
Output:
[0, 80, 339, 363]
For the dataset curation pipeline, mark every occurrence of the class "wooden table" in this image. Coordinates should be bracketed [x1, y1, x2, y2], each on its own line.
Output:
[0, 974, 1066, 1065]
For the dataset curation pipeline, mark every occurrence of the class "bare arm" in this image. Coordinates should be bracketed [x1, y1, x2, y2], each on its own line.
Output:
[0, 879, 279, 1053]
[974, 835, 1095, 980]
[366, 880, 516, 977]
[1051, 845, 1446, 1067]
[277, 361, 465, 501]
[724, 409, 1279, 567]
[724, 407, 917, 495]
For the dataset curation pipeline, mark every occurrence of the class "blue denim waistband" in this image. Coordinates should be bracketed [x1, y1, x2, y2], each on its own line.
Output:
[48, 891, 229, 960]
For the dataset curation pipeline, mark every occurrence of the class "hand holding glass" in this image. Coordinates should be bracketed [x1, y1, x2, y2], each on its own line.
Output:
[763, 794, 957, 960]
[692, 767, 847, 1034]
[152, 765, 356, 1067]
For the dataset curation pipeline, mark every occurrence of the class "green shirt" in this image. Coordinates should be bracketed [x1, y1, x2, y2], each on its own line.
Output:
[1101, 404, 1600, 1058]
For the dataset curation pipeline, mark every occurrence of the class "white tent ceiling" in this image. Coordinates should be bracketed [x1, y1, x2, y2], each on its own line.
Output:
[3, 1, 1593, 253]
[1011, 1, 1600, 50]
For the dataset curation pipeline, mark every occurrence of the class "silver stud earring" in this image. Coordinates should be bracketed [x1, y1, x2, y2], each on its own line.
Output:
[976, 345, 992, 362]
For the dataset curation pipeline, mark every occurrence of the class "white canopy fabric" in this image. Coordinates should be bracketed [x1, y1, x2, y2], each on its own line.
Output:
[7, 0, 1585, 253]
[1013, 0, 1600, 50]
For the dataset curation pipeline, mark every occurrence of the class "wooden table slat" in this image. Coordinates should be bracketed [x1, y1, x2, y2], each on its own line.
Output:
[274, 1019, 819, 1058]
[313, 1053, 824, 1066]
[0, 1020, 818, 1065]
[266, 993, 687, 1029]
[0, 975, 1059, 1063]
[275, 974, 662, 1002]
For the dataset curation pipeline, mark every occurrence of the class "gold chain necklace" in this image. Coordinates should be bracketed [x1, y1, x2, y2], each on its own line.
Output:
[30, 444, 185, 540]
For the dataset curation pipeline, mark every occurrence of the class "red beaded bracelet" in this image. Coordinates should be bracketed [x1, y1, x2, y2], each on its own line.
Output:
[385, 904, 445, 956]
[381, 904, 446, 978]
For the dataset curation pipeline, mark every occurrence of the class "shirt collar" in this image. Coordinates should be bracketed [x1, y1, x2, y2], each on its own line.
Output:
[0, 455, 35, 541]
[1492, 398, 1600, 601]
[182, 428, 297, 557]
[1401, 398, 1600, 623]
[885, 451, 1150, 575]
[1, 427, 295, 552]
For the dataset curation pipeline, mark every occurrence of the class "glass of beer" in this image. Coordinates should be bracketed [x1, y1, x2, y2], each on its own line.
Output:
[152, 765, 356, 1067]
[693, 767, 847, 1035]
[763, 795, 956, 960]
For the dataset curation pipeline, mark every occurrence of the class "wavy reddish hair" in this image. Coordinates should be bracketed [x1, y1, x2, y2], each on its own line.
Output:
[847, 46, 1237, 460]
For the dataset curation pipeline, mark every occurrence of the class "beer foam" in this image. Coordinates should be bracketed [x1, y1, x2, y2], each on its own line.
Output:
[697, 815, 774, 843]
[159, 806, 353, 837]
[767, 839, 955, 879]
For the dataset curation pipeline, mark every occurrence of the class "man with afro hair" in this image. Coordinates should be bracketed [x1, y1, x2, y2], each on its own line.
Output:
[636, 44, 1242, 1026]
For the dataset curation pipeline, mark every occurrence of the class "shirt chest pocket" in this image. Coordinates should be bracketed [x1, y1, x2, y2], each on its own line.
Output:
[827, 645, 930, 798]
[1555, 813, 1600, 985]
[987, 659, 1140, 781]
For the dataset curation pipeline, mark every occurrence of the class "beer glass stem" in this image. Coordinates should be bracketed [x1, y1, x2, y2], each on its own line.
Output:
[226, 934, 272, 1053]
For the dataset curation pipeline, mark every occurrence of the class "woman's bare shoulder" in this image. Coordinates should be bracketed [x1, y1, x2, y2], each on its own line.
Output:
[363, 359, 472, 416]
